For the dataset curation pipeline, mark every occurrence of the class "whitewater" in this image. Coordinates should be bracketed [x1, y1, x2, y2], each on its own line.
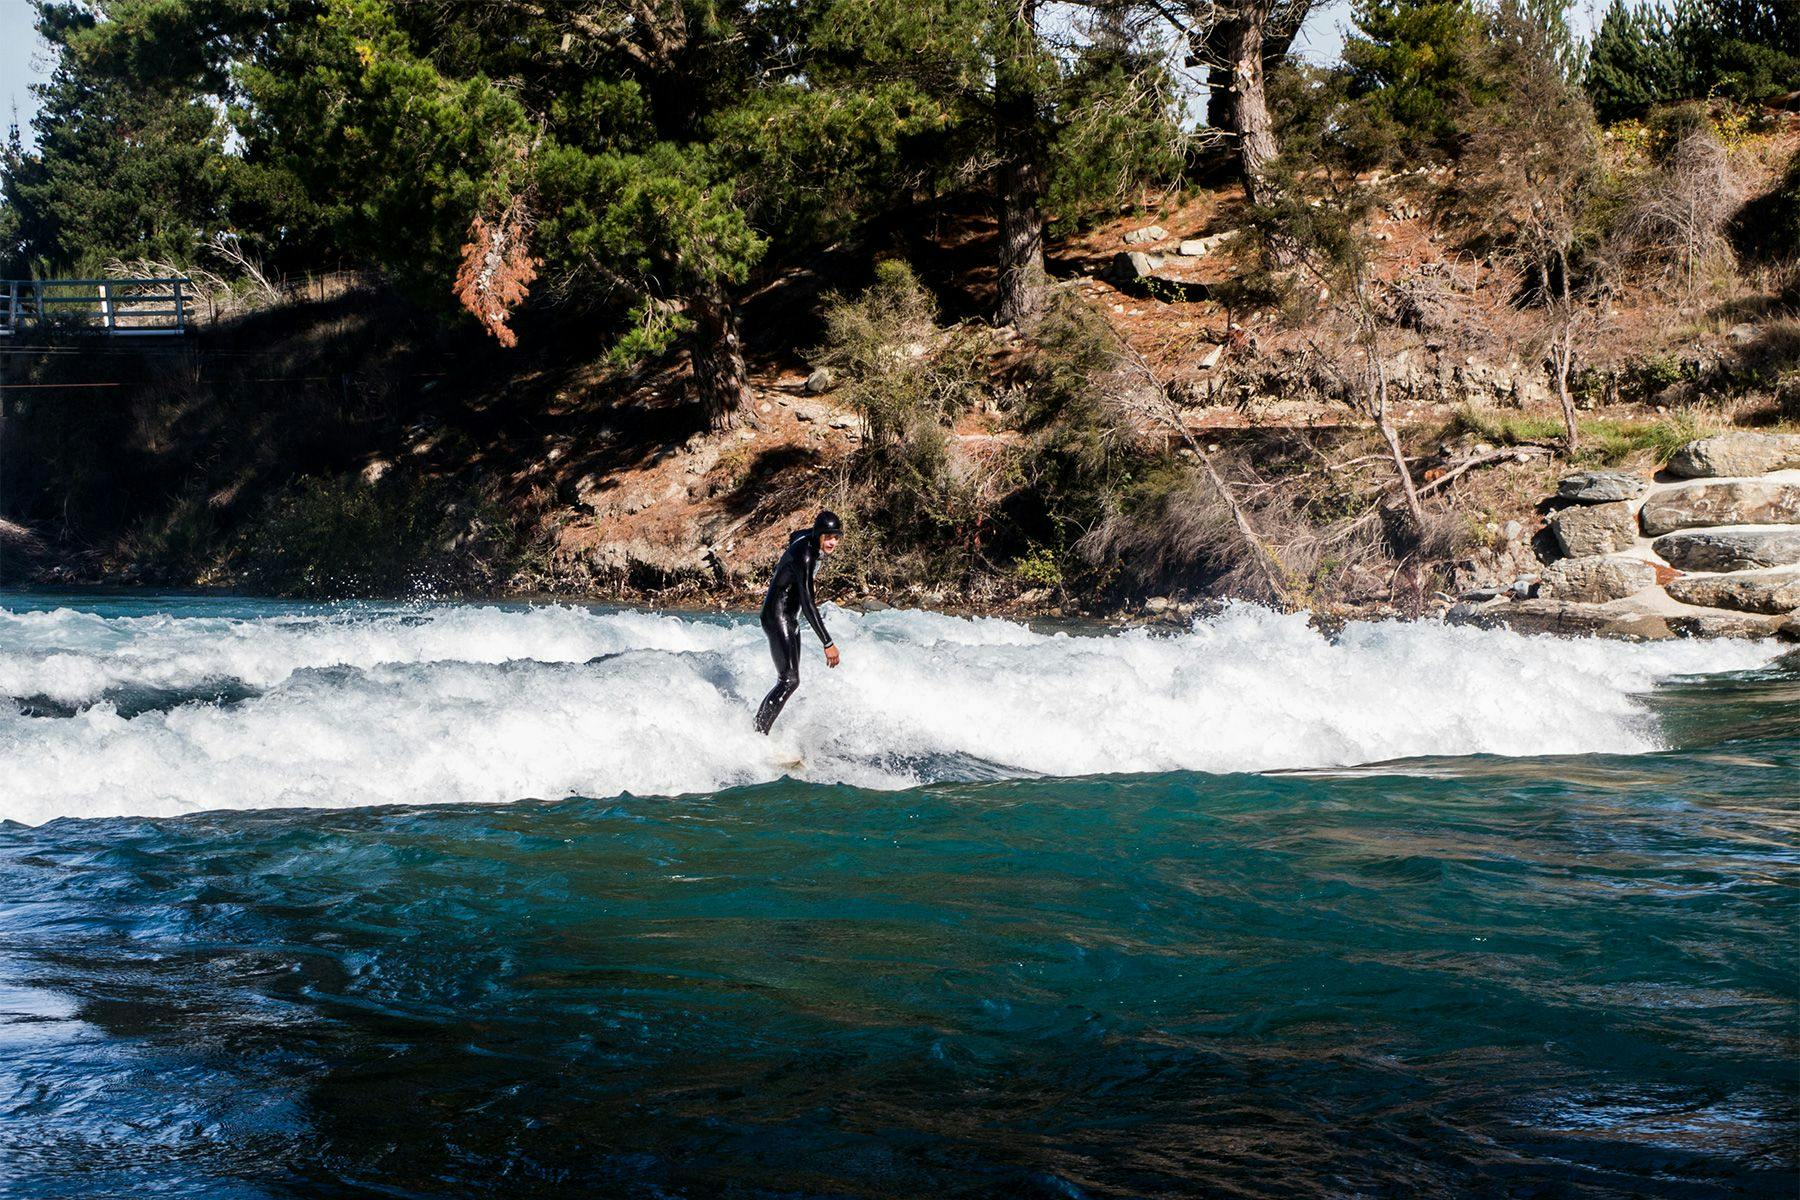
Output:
[0, 595, 1785, 826]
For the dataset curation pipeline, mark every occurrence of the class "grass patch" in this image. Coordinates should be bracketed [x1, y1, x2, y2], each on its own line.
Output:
[1445, 408, 1710, 466]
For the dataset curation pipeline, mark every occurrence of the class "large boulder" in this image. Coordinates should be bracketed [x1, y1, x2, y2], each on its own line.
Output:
[1666, 566, 1800, 615]
[1666, 432, 1800, 479]
[1651, 527, 1800, 572]
[1664, 611, 1794, 639]
[1106, 251, 1209, 301]
[1548, 501, 1637, 556]
[1639, 481, 1800, 536]
[1540, 555, 1658, 602]
[1557, 470, 1647, 503]
[1446, 599, 1672, 641]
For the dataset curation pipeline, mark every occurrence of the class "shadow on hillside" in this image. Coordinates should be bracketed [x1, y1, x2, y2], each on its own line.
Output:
[718, 444, 826, 526]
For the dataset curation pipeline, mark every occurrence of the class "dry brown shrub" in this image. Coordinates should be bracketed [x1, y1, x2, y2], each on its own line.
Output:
[1615, 127, 1745, 296]
[1078, 460, 1330, 606]
[455, 201, 540, 348]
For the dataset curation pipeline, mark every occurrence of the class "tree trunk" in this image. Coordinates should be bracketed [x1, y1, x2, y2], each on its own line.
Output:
[994, 2, 1047, 331]
[996, 153, 1047, 329]
[1553, 319, 1578, 456]
[1370, 350, 1426, 533]
[1219, 4, 1280, 206]
[1201, 3, 1303, 133]
[689, 285, 750, 430]
[1553, 254, 1579, 455]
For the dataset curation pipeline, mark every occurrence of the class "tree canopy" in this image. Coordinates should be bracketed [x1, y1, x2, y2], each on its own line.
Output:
[3, 0, 1792, 426]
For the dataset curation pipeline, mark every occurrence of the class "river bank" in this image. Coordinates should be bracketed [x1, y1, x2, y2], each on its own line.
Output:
[3, 179, 1795, 626]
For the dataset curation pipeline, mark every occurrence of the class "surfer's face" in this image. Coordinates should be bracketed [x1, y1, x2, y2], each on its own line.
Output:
[820, 533, 840, 554]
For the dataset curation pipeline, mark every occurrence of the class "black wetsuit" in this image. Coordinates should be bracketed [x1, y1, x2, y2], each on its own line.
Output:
[755, 529, 833, 734]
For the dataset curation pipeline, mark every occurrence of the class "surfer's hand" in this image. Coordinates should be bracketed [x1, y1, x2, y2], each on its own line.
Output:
[824, 644, 840, 668]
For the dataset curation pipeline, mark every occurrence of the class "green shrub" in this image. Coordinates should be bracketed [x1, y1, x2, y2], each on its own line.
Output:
[815, 261, 987, 572]
[117, 488, 223, 579]
[1012, 295, 1140, 538]
[1628, 354, 1690, 395]
[1012, 545, 1064, 588]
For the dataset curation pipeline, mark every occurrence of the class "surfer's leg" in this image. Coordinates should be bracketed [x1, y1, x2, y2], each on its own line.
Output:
[755, 613, 802, 734]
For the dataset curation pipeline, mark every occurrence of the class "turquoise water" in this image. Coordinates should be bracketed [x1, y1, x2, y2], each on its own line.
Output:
[1, 591, 1796, 1197]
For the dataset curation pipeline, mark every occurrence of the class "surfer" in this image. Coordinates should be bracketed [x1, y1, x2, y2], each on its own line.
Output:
[755, 510, 842, 734]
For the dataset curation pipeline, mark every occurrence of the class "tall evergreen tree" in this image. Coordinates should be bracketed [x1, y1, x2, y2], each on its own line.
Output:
[1585, 0, 1799, 121]
[1342, 0, 1495, 162]
[814, 0, 1184, 327]
[1584, 0, 1684, 121]
[813, 0, 1058, 327]
[1, 1, 246, 271]
[241, 0, 813, 426]
[237, 0, 532, 296]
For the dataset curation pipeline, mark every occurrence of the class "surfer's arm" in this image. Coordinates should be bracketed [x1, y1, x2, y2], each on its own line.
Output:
[799, 546, 833, 648]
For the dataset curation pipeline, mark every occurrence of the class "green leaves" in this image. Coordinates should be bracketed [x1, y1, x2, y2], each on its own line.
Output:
[1343, 0, 1496, 162]
[1584, 0, 1800, 122]
[2, 0, 256, 271]
[239, 0, 532, 290]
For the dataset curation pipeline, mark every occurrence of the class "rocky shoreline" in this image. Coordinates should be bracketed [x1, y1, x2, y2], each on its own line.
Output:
[1449, 432, 1800, 642]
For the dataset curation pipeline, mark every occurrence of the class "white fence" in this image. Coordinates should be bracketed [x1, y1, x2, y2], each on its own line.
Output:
[2, 278, 191, 337]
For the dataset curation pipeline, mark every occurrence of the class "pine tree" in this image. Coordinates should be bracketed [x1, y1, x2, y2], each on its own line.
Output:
[1, 1, 248, 271]
[242, 0, 796, 427]
[1342, 0, 1496, 162]
[1685, 0, 1800, 108]
[1585, 0, 1799, 122]
[1585, 0, 1684, 120]
[813, 0, 1185, 327]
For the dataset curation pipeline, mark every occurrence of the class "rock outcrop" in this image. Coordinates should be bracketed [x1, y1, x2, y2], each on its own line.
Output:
[1639, 480, 1800, 536]
[1665, 567, 1800, 615]
[1457, 432, 1800, 640]
[1106, 250, 1208, 301]
[1651, 527, 1800, 572]
[1547, 501, 1637, 556]
[1666, 432, 1800, 479]
[1557, 470, 1647, 503]
[1539, 555, 1658, 603]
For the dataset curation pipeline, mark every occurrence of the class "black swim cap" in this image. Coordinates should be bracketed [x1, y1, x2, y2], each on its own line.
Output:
[813, 510, 843, 536]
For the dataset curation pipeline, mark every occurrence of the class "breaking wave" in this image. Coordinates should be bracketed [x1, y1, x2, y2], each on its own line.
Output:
[0, 599, 1783, 824]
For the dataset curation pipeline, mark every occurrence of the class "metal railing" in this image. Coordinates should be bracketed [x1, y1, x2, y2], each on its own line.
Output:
[2, 278, 191, 337]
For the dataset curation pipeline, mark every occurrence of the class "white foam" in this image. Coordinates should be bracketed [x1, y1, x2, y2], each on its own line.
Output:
[0, 600, 1784, 825]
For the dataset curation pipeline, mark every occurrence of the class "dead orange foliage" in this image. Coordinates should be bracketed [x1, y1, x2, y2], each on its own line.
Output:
[454, 204, 540, 348]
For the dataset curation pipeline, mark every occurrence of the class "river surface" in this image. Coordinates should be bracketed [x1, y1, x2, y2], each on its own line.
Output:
[1, 591, 1795, 1198]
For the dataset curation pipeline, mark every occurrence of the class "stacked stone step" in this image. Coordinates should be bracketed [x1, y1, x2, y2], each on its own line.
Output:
[1539, 432, 1800, 634]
